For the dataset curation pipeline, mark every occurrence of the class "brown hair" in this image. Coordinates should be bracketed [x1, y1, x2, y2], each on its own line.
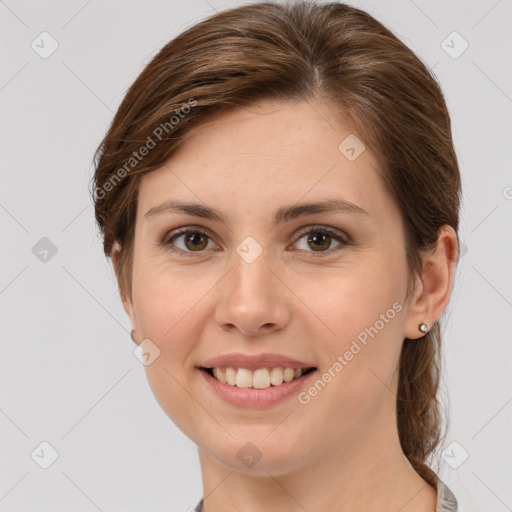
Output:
[91, 0, 461, 488]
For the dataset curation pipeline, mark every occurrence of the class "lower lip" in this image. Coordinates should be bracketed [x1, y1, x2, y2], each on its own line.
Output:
[198, 368, 318, 408]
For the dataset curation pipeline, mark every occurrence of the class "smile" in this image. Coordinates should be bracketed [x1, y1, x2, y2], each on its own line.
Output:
[198, 366, 319, 408]
[202, 366, 317, 389]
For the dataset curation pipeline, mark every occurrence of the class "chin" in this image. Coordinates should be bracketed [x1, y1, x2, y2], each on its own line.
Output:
[200, 432, 309, 477]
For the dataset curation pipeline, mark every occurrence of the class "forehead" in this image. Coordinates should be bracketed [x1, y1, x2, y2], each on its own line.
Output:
[137, 98, 393, 223]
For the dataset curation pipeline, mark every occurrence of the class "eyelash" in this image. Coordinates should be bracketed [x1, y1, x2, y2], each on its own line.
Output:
[160, 224, 350, 258]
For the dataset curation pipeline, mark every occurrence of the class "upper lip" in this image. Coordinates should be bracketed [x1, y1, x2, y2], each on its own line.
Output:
[200, 352, 317, 370]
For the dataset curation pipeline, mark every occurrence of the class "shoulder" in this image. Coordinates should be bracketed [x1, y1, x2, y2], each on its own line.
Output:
[434, 474, 458, 512]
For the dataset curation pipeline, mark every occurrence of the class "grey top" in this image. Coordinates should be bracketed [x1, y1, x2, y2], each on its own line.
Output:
[193, 473, 457, 511]
[435, 475, 458, 512]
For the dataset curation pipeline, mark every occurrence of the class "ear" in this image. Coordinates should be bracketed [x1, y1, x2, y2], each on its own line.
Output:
[111, 241, 139, 345]
[403, 225, 459, 339]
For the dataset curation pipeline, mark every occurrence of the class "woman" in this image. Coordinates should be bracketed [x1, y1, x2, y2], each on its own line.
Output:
[91, 2, 461, 510]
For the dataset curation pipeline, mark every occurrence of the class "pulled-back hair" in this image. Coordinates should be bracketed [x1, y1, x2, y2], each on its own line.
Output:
[91, 1, 461, 487]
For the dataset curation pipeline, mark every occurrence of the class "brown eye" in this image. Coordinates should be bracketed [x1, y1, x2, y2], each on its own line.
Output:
[161, 225, 349, 258]
[306, 232, 332, 251]
[163, 228, 215, 255]
[183, 231, 209, 251]
[293, 225, 349, 256]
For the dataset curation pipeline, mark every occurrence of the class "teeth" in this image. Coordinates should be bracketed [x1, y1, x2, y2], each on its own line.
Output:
[270, 367, 284, 386]
[209, 367, 310, 389]
[225, 367, 237, 386]
[283, 368, 295, 382]
[236, 368, 254, 388]
[212, 367, 226, 384]
[253, 369, 271, 389]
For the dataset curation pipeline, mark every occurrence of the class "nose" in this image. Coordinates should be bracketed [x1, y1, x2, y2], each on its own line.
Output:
[214, 248, 291, 337]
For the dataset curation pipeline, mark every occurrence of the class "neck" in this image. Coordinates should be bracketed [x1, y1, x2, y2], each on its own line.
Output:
[196, 403, 437, 512]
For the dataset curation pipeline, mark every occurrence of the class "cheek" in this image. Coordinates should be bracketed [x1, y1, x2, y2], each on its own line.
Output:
[130, 263, 202, 381]
[132, 255, 203, 334]
[307, 257, 405, 350]
[304, 261, 405, 414]
[131, 267, 206, 433]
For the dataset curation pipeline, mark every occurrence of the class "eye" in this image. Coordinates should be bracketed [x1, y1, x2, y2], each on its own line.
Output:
[292, 225, 349, 256]
[162, 227, 217, 256]
[160, 224, 350, 257]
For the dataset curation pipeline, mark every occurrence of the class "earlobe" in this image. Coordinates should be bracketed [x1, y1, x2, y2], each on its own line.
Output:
[404, 225, 459, 340]
[130, 329, 140, 345]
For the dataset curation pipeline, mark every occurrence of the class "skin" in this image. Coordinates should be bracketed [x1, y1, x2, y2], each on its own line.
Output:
[113, 98, 459, 512]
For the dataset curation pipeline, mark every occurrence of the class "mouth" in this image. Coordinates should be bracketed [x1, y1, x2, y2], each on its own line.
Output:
[198, 366, 318, 389]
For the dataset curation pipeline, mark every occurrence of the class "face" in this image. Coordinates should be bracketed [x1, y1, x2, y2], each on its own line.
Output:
[121, 98, 417, 476]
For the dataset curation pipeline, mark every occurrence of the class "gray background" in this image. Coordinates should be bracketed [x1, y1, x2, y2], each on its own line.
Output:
[1, 0, 511, 510]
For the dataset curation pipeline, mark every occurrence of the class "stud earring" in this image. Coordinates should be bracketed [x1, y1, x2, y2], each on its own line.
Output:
[418, 323, 429, 334]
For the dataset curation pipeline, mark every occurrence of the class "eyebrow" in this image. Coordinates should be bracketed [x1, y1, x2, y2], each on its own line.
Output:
[144, 198, 371, 225]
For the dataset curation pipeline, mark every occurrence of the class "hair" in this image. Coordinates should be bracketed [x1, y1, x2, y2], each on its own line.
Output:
[91, 0, 461, 489]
